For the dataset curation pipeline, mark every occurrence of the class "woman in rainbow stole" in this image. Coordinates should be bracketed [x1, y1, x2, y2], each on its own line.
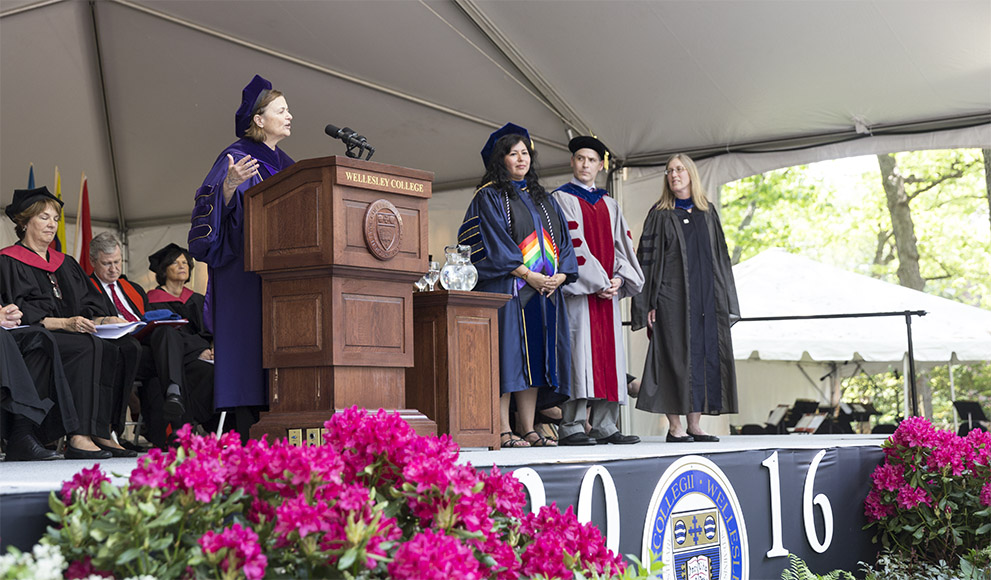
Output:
[458, 123, 578, 448]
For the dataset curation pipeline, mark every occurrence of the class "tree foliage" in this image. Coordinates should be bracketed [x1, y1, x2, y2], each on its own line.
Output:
[719, 148, 991, 425]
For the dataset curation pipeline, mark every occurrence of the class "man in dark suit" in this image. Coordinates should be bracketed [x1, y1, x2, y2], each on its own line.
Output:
[89, 233, 186, 427]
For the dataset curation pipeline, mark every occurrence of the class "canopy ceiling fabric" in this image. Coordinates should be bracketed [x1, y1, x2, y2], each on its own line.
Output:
[731, 249, 991, 364]
[1, 0, 989, 230]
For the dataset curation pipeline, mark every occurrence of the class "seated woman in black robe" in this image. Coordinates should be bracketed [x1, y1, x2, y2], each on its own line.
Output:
[142, 243, 217, 447]
[2, 303, 75, 461]
[0, 187, 139, 459]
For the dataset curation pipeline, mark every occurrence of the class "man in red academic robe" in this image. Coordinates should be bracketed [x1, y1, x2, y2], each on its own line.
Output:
[552, 136, 645, 445]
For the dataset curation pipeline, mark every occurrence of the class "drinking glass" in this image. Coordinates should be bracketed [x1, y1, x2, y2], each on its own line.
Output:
[424, 261, 440, 291]
[414, 276, 428, 292]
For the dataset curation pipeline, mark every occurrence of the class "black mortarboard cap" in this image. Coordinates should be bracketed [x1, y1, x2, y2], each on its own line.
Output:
[5, 186, 62, 221]
[568, 136, 608, 160]
[480, 123, 531, 168]
[235, 74, 273, 138]
[148, 243, 188, 273]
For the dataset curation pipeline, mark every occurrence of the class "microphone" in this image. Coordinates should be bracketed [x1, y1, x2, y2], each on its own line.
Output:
[324, 123, 376, 160]
[325, 124, 354, 140]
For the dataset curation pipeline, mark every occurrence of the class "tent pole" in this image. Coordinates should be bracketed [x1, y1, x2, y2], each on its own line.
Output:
[949, 359, 958, 432]
[89, 1, 126, 233]
[905, 311, 919, 417]
[612, 172, 633, 435]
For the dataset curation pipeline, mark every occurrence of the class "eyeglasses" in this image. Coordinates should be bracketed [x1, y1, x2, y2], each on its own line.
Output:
[665, 167, 688, 176]
[47, 272, 63, 300]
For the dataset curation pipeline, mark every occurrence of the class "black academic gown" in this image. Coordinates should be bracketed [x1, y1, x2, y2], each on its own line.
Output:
[143, 287, 217, 446]
[90, 274, 188, 392]
[0, 244, 136, 438]
[2, 327, 79, 443]
[631, 206, 740, 415]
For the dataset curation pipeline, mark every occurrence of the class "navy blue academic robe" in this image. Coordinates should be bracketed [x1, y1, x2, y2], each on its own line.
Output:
[458, 182, 578, 408]
[188, 138, 294, 409]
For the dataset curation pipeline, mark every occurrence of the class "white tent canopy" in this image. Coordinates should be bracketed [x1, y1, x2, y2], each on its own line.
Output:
[2, 0, 990, 236]
[732, 249, 991, 365]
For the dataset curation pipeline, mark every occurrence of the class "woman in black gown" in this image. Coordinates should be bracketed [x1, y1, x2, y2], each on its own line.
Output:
[0, 187, 136, 459]
[143, 243, 216, 445]
[631, 154, 739, 443]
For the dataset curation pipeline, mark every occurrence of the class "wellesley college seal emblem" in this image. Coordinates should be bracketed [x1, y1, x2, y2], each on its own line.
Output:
[642, 456, 749, 580]
[363, 199, 403, 260]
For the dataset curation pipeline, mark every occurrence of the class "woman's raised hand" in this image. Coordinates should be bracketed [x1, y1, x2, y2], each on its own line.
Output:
[222, 154, 260, 203]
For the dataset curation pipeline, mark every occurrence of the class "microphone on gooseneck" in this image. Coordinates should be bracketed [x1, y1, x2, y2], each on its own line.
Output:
[324, 124, 376, 160]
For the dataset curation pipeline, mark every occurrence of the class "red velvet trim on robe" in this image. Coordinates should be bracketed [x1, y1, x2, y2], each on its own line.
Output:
[147, 287, 193, 304]
[0, 244, 65, 273]
[577, 197, 619, 401]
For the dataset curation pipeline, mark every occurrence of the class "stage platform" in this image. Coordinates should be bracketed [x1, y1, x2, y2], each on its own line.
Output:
[1, 434, 886, 579]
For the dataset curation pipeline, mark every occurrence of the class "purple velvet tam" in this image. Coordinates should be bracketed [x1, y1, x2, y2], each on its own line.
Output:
[480, 122, 530, 168]
[235, 74, 273, 138]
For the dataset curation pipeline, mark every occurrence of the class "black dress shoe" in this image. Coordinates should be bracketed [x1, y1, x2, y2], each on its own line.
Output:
[597, 432, 641, 445]
[558, 432, 597, 446]
[95, 442, 139, 458]
[687, 432, 720, 442]
[666, 432, 695, 443]
[64, 445, 113, 460]
[4, 433, 61, 461]
[163, 392, 185, 422]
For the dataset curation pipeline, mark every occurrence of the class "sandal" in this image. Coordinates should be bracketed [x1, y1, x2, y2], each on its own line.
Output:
[500, 431, 530, 448]
[523, 430, 557, 447]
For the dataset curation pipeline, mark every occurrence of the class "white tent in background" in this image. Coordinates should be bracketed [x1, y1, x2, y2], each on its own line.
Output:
[730, 249, 991, 426]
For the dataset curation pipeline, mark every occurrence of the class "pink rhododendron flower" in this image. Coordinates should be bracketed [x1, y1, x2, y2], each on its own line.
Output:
[482, 466, 526, 520]
[198, 523, 267, 580]
[388, 529, 484, 580]
[54, 405, 627, 580]
[60, 464, 110, 504]
[889, 416, 936, 449]
[966, 428, 991, 467]
[129, 449, 169, 491]
[864, 489, 895, 521]
[926, 429, 972, 476]
[870, 463, 905, 492]
[896, 485, 931, 510]
[981, 481, 991, 507]
[519, 504, 626, 578]
[274, 495, 330, 542]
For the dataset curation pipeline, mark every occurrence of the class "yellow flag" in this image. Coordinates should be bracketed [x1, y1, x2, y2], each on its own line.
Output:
[52, 166, 66, 252]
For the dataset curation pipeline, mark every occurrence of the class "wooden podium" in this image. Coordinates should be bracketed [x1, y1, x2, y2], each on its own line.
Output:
[243, 155, 437, 441]
[406, 290, 510, 449]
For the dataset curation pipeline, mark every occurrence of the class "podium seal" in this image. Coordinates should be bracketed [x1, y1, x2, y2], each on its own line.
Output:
[364, 199, 403, 260]
[642, 456, 749, 580]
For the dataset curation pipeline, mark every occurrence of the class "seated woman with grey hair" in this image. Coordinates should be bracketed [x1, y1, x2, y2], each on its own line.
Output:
[1, 187, 136, 459]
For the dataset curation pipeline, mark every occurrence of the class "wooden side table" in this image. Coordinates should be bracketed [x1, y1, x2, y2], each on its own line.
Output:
[406, 290, 510, 449]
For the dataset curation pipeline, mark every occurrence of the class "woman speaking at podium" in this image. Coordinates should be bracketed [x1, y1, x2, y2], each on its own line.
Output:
[187, 74, 295, 440]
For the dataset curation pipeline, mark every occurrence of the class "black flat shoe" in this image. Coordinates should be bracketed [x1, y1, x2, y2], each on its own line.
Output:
[95, 442, 138, 458]
[64, 445, 113, 460]
[666, 432, 694, 443]
[597, 432, 641, 445]
[558, 432, 597, 446]
[687, 432, 719, 442]
[4, 433, 61, 461]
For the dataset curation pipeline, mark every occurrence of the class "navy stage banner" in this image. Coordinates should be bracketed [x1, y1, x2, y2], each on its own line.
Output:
[504, 445, 883, 580]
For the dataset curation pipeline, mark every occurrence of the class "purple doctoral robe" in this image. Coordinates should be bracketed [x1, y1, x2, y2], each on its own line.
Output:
[188, 138, 294, 408]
